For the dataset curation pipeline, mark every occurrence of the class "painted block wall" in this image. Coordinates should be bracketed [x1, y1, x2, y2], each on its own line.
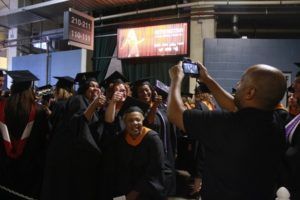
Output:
[204, 39, 300, 93]
[11, 49, 84, 87]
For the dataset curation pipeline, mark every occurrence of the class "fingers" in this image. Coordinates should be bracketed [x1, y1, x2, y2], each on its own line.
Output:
[98, 95, 106, 105]
[92, 94, 106, 108]
[178, 60, 183, 67]
[112, 91, 123, 102]
[196, 61, 209, 81]
[169, 61, 184, 81]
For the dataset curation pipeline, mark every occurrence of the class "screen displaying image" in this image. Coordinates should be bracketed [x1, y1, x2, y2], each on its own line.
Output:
[117, 22, 188, 59]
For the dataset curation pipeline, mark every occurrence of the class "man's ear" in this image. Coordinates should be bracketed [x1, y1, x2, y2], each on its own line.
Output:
[245, 86, 256, 100]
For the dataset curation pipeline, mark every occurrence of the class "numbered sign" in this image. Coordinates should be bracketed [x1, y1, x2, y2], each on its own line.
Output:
[64, 8, 94, 50]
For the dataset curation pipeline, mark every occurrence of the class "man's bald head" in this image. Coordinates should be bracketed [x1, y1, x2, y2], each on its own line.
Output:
[235, 64, 286, 110]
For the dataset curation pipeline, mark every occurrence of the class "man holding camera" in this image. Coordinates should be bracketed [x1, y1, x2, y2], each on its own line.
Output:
[167, 61, 287, 200]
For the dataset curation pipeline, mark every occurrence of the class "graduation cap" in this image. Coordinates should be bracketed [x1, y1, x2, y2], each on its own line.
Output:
[6, 70, 39, 83]
[100, 71, 129, 89]
[118, 96, 150, 117]
[131, 78, 154, 98]
[154, 80, 169, 99]
[0, 70, 4, 76]
[131, 78, 152, 88]
[6, 70, 39, 93]
[195, 82, 210, 93]
[54, 76, 75, 92]
[75, 71, 100, 85]
[37, 84, 52, 91]
[288, 85, 294, 93]
[36, 84, 53, 101]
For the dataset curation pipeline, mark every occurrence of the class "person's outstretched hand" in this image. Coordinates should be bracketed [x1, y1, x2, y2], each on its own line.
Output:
[196, 61, 212, 83]
[169, 61, 184, 83]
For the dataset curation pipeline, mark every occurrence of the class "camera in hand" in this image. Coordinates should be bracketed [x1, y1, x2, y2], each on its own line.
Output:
[182, 58, 199, 77]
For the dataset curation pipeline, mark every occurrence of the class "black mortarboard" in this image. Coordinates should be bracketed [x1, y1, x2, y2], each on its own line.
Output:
[6, 70, 39, 93]
[131, 78, 152, 88]
[288, 85, 294, 93]
[154, 80, 169, 99]
[294, 62, 300, 68]
[118, 96, 150, 117]
[195, 82, 210, 93]
[37, 84, 52, 91]
[131, 78, 153, 98]
[36, 84, 53, 102]
[6, 70, 39, 83]
[0, 70, 4, 76]
[54, 76, 74, 92]
[36, 84, 52, 96]
[75, 71, 100, 85]
[100, 71, 129, 89]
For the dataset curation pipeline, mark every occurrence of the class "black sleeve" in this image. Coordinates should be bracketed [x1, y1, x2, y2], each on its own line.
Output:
[133, 132, 165, 198]
[65, 96, 87, 123]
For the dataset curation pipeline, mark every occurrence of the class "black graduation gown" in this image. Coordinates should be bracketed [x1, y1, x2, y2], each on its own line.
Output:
[41, 96, 108, 200]
[64, 95, 90, 122]
[111, 130, 166, 200]
[0, 103, 49, 199]
[144, 105, 177, 196]
[48, 99, 68, 139]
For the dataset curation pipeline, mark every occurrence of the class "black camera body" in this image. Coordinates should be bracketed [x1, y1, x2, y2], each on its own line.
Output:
[182, 58, 199, 77]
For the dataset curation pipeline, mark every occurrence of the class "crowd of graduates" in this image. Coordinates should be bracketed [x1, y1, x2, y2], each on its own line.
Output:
[0, 62, 299, 200]
[0, 69, 215, 200]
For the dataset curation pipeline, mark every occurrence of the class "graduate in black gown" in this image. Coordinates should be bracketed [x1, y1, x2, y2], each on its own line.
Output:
[102, 71, 131, 135]
[109, 102, 166, 200]
[49, 76, 75, 138]
[41, 71, 108, 200]
[64, 71, 101, 121]
[0, 70, 49, 199]
[131, 78, 177, 196]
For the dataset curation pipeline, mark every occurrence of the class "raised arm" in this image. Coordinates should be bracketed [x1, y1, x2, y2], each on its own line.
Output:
[197, 62, 237, 112]
[167, 61, 186, 132]
[104, 91, 123, 123]
[84, 93, 106, 121]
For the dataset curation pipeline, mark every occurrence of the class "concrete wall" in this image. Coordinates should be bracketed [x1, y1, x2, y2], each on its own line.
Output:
[204, 38, 300, 106]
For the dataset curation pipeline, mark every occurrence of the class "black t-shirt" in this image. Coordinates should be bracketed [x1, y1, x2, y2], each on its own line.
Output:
[183, 108, 286, 200]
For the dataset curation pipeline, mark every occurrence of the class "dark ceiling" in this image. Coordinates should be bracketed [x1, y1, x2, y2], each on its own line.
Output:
[214, 5, 300, 38]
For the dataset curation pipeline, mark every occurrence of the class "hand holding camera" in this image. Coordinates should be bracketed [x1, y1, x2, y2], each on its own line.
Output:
[182, 58, 199, 77]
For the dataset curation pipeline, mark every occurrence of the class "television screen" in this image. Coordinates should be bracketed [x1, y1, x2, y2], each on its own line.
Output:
[117, 22, 188, 59]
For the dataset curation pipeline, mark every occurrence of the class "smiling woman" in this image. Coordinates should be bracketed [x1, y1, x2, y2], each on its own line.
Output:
[108, 104, 167, 200]
[123, 106, 145, 138]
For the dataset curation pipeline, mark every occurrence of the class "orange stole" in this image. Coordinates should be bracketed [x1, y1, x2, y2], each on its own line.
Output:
[275, 103, 287, 111]
[125, 126, 151, 146]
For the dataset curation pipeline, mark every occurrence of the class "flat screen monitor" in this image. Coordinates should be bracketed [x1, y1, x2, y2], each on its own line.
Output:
[117, 22, 188, 59]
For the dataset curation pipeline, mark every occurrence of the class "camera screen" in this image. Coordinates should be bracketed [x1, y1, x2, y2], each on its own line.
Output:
[183, 62, 199, 75]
